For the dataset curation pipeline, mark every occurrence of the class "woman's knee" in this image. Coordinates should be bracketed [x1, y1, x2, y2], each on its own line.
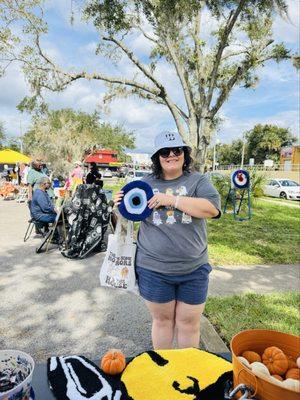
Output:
[175, 302, 204, 330]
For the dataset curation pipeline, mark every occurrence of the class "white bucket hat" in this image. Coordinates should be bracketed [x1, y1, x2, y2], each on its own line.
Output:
[151, 131, 191, 158]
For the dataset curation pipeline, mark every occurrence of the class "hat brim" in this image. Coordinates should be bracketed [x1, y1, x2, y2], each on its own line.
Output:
[118, 180, 154, 221]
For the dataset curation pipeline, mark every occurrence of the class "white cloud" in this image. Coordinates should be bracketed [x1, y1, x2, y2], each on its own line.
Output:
[218, 109, 300, 144]
[273, 0, 299, 45]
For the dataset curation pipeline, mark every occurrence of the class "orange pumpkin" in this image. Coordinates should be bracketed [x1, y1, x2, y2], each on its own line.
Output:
[242, 350, 262, 363]
[286, 368, 300, 380]
[287, 355, 297, 369]
[272, 374, 283, 381]
[100, 349, 126, 375]
[262, 346, 288, 375]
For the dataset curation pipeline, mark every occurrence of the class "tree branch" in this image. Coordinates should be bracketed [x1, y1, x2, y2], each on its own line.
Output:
[206, 0, 247, 108]
[102, 36, 165, 95]
[191, 4, 206, 107]
[163, 36, 196, 117]
[134, 25, 158, 44]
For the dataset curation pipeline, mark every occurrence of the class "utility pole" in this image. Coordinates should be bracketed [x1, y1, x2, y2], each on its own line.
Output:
[213, 138, 220, 171]
[241, 133, 245, 168]
[19, 118, 23, 153]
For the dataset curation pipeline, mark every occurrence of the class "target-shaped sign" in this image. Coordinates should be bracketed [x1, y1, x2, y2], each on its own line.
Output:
[118, 180, 154, 221]
[231, 169, 250, 189]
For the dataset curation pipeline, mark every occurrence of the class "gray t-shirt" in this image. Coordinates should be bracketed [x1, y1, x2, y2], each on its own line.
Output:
[136, 171, 221, 275]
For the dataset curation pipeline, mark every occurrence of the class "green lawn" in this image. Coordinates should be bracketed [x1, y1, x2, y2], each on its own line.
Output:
[208, 200, 300, 265]
[105, 182, 300, 265]
[204, 292, 300, 346]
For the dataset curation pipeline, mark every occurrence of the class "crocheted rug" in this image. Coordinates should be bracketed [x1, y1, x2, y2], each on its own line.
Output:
[48, 348, 233, 400]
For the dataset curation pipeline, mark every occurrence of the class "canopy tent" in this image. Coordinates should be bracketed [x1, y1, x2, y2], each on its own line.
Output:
[0, 149, 31, 164]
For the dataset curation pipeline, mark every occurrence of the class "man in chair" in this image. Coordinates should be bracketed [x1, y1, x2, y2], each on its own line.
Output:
[31, 177, 57, 235]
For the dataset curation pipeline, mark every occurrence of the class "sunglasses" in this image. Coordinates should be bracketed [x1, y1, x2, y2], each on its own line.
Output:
[158, 147, 184, 158]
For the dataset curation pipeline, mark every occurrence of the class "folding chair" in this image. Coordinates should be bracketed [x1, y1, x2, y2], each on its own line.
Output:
[35, 205, 68, 254]
[23, 201, 49, 242]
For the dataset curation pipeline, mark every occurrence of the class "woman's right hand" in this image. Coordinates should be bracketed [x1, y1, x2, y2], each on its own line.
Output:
[113, 190, 124, 207]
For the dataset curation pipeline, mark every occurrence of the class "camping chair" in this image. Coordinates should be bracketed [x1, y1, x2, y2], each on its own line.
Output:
[35, 202, 69, 254]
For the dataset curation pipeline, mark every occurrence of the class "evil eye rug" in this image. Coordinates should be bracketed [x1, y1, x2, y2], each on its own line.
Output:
[47, 349, 233, 400]
[118, 181, 153, 221]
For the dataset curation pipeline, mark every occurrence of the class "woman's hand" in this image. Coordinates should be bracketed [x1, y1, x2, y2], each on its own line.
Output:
[113, 190, 124, 207]
[148, 193, 175, 209]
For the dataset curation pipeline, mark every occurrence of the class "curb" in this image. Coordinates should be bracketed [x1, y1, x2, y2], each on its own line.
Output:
[200, 315, 229, 353]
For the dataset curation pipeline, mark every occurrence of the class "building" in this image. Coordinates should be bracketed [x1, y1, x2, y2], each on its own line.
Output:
[280, 146, 300, 171]
[126, 152, 151, 167]
[85, 149, 122, 170]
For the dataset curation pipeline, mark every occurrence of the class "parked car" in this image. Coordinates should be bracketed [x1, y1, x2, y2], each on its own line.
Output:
[125, 169, 152, 182]
[263, 179, 300, 200]
[102, 169, 113, 178]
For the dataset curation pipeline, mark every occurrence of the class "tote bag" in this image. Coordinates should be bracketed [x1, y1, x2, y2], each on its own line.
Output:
[99, 216, 137, 293]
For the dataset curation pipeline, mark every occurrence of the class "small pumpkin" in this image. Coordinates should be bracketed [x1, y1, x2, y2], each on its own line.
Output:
[272, 374, 283, 381]
[242, 350, 261, 363]
[251, 361, 270, 379]
[262, 346, 288, 375]
[100, 348, 126, 375]
[287, 355, 297, 369]
[282, 378, 300, 392]
[286, 368, 300, 380]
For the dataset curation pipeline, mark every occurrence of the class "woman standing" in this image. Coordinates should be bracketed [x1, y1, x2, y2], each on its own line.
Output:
[114, 131, 220, 349]
[70, 161, 84, 192]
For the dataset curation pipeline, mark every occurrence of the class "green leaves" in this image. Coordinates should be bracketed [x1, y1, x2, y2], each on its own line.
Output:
[22, 108, 135, 175]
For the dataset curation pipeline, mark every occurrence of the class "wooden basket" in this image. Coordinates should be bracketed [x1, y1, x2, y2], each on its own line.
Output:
[230, 329, 300, 400]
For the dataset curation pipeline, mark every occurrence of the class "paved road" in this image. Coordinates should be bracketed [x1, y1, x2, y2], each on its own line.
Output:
[0, 200, 299, 361]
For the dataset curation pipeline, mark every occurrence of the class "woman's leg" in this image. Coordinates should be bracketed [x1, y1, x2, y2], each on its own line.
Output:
[175, 301, 205, 348]
[145, 300, 176, 349]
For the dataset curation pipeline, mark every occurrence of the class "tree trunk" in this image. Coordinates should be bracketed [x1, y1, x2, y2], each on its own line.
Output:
[190, 117, 213, 172]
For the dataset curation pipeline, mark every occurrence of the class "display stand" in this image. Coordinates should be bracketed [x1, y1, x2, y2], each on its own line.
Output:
[224, 169, 251, 221]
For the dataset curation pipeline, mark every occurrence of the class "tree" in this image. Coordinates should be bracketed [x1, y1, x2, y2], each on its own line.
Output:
[214, 139, 246, 165]
[23, 108, 135, 175]
[5, 137, 21, 152]
[0, 121, 5, 149]
[0, 0, 296, 168]
[245, 124, 296, 163]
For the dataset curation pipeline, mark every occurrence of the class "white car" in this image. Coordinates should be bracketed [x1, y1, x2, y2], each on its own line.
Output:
[102, 169, 113, 178]
[263, 179, 300, 200]
[125, 170, 152, 182]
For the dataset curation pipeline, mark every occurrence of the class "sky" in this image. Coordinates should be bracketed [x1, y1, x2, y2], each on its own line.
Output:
[0, 0, 299, 154]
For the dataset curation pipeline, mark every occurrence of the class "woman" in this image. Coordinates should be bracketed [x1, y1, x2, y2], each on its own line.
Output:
[86, 162, 103, 188]
[114, 131, 220, 349]
[70, 161, 84, 192]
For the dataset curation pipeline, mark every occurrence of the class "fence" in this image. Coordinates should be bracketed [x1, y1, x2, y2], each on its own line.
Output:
[216, 164, 300, 172]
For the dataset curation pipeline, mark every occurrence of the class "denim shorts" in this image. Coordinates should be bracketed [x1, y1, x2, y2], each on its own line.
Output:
[135, 263, 212, 305]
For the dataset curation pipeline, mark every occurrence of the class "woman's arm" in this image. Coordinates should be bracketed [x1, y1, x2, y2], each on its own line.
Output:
[148, 193, 219, 219]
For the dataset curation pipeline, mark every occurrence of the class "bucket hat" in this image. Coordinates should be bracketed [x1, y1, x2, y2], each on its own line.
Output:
[151, 131, 191, 158]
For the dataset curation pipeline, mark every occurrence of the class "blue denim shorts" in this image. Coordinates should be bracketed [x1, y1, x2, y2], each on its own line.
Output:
[135, 263, 212, 305]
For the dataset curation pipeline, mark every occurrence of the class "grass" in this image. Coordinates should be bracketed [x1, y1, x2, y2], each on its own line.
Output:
[204, 292, 300, 346]
[104, 182, 300, 265]
[208, 199, 300, 265]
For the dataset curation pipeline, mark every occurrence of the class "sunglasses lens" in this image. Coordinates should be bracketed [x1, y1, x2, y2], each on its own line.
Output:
[159, 148, 170, 158]
[173, 147, 183, 156]
[158, 147, 183, 157]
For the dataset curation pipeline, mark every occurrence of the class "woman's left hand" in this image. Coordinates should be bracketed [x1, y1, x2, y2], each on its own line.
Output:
[148, 193, 175, 209]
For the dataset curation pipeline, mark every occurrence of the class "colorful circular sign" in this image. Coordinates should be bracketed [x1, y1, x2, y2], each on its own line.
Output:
[118, 181, 154, 221]
[231, 169, 250, 189]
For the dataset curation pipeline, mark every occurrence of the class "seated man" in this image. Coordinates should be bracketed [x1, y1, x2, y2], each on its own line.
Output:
[31, 177, 57, 230]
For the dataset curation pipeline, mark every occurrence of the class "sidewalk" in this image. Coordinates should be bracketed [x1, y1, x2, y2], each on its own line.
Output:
[0, 200, 299, 358]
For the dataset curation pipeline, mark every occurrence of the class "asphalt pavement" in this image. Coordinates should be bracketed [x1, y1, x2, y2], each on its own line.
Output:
[0, 200, 299, 361]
